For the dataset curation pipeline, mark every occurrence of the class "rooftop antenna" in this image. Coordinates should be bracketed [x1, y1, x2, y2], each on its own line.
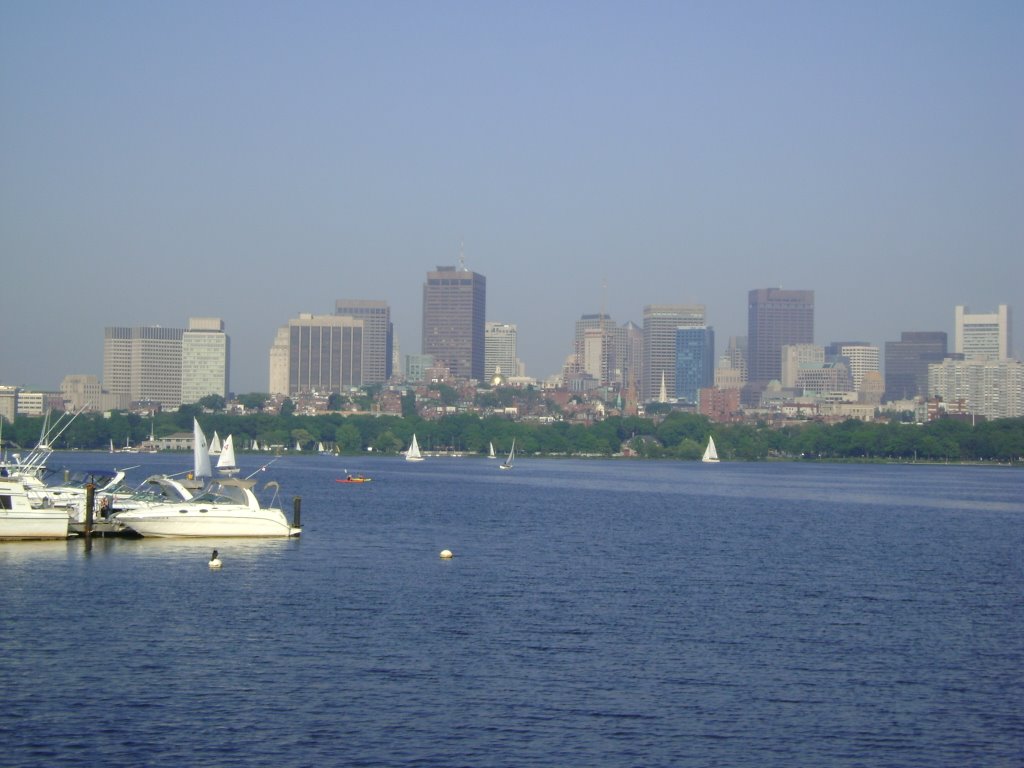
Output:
[458, 238, 466, 271]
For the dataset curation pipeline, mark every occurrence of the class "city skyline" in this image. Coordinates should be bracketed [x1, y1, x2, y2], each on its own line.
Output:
[2, 3, 1021, 392]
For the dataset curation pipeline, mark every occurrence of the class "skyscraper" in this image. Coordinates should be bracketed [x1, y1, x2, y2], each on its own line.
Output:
[103, 325, 185, 408]
[676, 326, 715, 403]
[884, 331, 948, 401]
[485, 322, 518, 382]
[268, 313, 363, 396]
[335, 299, 392, 383]
[422, 264, 486, 381]
[642, 304, 705, 402]
[181, 317, 229, 404]
[747, 288, 815, 385]
[955, 304, 1011, 361]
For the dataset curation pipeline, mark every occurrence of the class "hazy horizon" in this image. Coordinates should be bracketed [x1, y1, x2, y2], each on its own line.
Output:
[3, 2, 1021, 392]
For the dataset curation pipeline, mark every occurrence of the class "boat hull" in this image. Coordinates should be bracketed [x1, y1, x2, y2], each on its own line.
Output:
[0, 510, 71, 540]
[114, 509, 299, 538]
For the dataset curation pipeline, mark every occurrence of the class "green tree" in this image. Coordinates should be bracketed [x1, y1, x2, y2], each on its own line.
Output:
[198, 394, 226, 411]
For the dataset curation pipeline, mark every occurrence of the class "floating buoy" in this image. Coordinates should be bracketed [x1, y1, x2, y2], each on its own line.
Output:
[209, 549, 222, 569]
[439, 549, 453, 559]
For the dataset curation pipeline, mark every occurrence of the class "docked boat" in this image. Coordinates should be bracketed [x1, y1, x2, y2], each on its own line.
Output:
[405, 434, 424, 462]
[111, 478, 301, 538]
[0, 478, 71, 540]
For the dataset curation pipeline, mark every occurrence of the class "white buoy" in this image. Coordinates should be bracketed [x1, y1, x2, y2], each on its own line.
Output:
[209, 549, 222, 569]
[439, 549, 453, 559]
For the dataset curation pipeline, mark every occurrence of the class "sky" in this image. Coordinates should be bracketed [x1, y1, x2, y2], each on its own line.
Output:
[2, 1, 1022, 393]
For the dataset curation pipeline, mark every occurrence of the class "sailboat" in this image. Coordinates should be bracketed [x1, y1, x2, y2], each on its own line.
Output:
[488, 442, 496, 459]
[405, 434, 424, 462]
[209, 432, 223, 456]
[217, 435, 239, 476]
[702, 436, 720, 463]
[499, 439, 515, 470]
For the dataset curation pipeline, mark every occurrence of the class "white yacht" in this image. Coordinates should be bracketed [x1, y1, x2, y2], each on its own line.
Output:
[0, 478, 71, 540]
[112, 478, 301, 538]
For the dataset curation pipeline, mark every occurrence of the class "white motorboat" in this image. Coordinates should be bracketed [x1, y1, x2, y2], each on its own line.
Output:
[112, 478, 301, 538]
[0, 478, 71, 540]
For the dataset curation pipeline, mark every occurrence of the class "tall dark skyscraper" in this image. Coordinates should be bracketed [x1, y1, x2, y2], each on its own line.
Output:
[884, 331, 948, 401]
[747, 288, 815, 385]
[422, 264, 486, 381]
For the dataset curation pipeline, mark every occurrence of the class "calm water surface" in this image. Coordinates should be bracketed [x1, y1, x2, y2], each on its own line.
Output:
[1, 453, 1022, 767]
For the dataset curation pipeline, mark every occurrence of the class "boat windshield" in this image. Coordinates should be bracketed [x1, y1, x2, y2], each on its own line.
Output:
[191, 483, 249, 505]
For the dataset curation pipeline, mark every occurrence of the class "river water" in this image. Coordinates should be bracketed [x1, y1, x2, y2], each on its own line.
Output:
[1, 453, 1022, 766]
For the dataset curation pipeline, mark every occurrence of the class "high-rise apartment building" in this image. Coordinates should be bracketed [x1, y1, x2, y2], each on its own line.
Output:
[335, 299, 392, 383]
[181, 317, 230, 404]
[884, 331, 948, 402]
[747, 288, 815, 385]
[268, 313, 363, 396]
[103, 325, 185, 408]
[955, 305, 1011, 361]
[642, 304, 705, 402]
[928, 358, 1023, 419]
[676, 326, 715, 403]
[485, 322, 518, 382]
[422, 264, 486, 381]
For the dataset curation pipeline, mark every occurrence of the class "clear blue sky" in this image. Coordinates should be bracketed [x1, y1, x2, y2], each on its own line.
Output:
[2, 1, 1021, 393]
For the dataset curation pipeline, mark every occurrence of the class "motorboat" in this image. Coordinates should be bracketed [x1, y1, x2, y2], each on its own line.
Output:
[0, 478, 71, 540]
[111, 478, 301, 538]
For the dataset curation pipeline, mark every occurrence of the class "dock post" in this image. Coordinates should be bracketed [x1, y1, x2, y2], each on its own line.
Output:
[292, 496, 301, 528]
[84, 483, 95, 550]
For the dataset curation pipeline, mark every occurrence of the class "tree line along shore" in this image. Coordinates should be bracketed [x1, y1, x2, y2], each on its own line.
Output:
[5, 406, 1023, 464]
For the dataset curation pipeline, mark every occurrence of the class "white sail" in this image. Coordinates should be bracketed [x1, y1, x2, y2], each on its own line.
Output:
[217, 435, 239, 475]
[252, 439, 260, 452]
[499, 439, 515, 470]
[488, 441, 496, 459]
[193, 419, 213, 479]
[702, 436, 719, 463]
[209, 431, 223, 456]
[405, 433, 424, 462]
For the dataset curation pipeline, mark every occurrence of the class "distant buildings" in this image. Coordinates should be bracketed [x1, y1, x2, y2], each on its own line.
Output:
[955, 305, 1011, 361]
[268, 313, 363, 396]
[422, 264, 486, 381]
[181, 318, 230, 405]
[485, 322, 519, 382]
[884, 332, 949, 402]
[746, 288, 815, 386]
[642, 304, 705, 402]
[335, 299, 392, 383]
[928, 358, 1023, 419]
[675, 326, 715, 403]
